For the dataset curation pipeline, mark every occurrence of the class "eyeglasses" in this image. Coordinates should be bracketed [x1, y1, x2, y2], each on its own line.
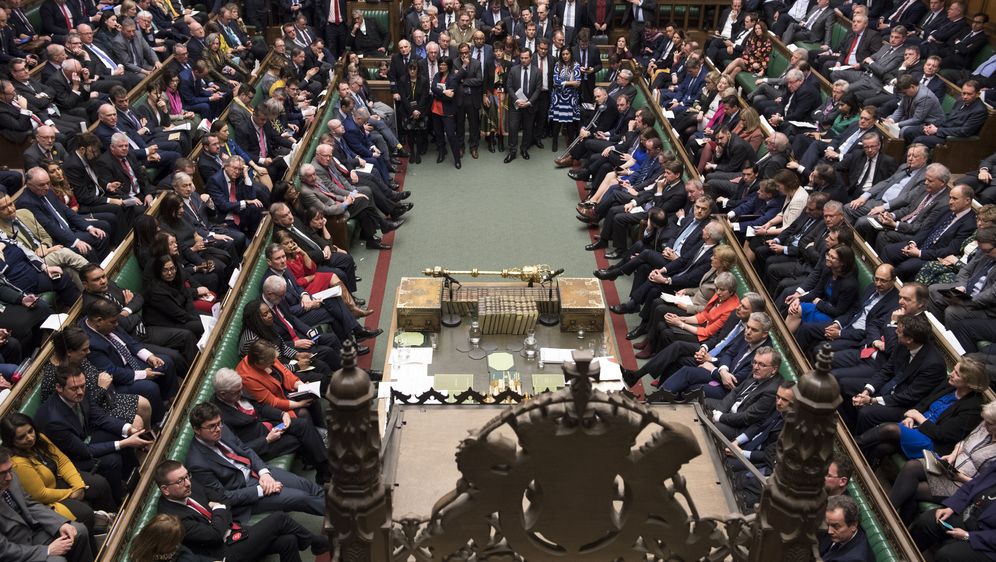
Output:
[167, 474, 191, 486]
[200, 421, 222, 431]
[752, 360, 772, 367]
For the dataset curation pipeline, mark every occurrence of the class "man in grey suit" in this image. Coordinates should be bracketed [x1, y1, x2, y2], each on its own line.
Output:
[112, 18, 160, 77]
[859, 163, 952, 247]
[928, 229, 996, 324]
[781, 0, 834, 46]
[0, 447, 93, 562]
[830, 26, 906, 84]
[504, 49, 542, 163]
[888, 75, 945, 137]
[704, 347, 782, 440]
[847, 143, 930, 222]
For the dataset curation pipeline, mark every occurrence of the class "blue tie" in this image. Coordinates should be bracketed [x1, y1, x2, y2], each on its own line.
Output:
[924, 213, 955, 248]
[710, 322, 744, 356]
[673, 219, 699, 255]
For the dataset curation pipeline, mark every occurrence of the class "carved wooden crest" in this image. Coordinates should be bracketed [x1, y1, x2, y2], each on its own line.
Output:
[393, 351, 742, 561]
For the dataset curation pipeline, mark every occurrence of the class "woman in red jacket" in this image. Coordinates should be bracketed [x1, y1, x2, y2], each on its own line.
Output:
[236, 340, 324, 427]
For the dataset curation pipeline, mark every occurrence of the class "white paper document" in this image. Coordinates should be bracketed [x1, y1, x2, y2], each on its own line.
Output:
[540, 348, 575, 363]
[594, 357, 622, 381]
[196, 314, 218, 351]
[288, 380, 322, 399]
[390, 347, 434, 365]
[41, 314, 69, 331]
[228, 267, 241, 289]
[866, 217, 884, 230]
[359, 163, 374, 174]
[745, 226, 757, 237]
[312, 286, 343, 301]
[99, 251, 115, 269]
[662, 293, 694, 307]
[788, 121, 818, 129]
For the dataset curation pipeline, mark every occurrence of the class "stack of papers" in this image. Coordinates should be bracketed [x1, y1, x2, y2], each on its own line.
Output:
[390, 347, 433, 365]
[312, 286, 343, 301]
[388, 363, 435, 397]
[593, 357, 622, 381]
[662, 293, 694, 307]
[539, 348, 575, 363]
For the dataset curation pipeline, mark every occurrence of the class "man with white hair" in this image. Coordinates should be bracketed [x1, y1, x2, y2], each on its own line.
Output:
[17, 167, 110, 260]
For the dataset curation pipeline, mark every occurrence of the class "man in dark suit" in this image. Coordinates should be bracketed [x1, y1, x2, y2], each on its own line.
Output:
[81, 263, 197, 379]
[903, 80, 988, 148]
[92, 133, 154, 221]
[938, 13, 988, 70]
[620, 0, 656, 54]
[861, 163, 951, 248]
[878, 0, 927, 33]
[796, 264, 899, 355]
[211, 368, 331, 484]
[765, 69, 822, 132]
[259, 274, 349, 367]
[530, 39, 555, 148]
[205, 157, 266, 236]
[63, 133, 130, 235]
[703, 346, 782, 439]
[156, 460, 328, 561]
[922, 1, 969, 55]
[179, 61, 228, 120]
[17, 167, 109, 260]
[782, 0, 834, 44]
[660, 313, 773, 401]
[816, 14, 881, 77]
[702, 127, 754, 177]
[573, 29, 601, 103]
[349, 9, 388, 55]
[110, 85, 189, 155]
[172, 169, 246, 254]
[82, 298, 179, 423]
[34, 366, 152, 504]
[454, 42, 484, 158]
[94, 103, 179, 181]
[844, 314, 946, 434]
[819, 496, 875, 562]
[0, 447, 93, 562]
[184, 402, 325, 521]
[39, 0, 77, 43]
[726, 380, 795, 473]
[556, 88, 630, 166]
[504, 49, 542, 163]
[22, 125, 66, 169]
[554, 0, 583, 45]
[880, 184, 977, 280]
[269, 202, 362, 294]
[8, 59, 87, 137]
[836, 132, 898, 197]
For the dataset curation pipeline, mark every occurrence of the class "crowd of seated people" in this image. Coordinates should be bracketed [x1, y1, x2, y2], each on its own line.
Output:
[498, 0, 996, 558]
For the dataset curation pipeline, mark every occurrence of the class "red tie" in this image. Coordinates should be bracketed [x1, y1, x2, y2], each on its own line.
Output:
[228, 182, 240, 225]
[219, 443, 258, 479]
[185, 498, 212, 520]
[273, 306, 298, 339]
[61, 5, 72, 31]
[845, 35, 859, 63]
[120, 158, 137, 193]
[332, 0, 341, 23]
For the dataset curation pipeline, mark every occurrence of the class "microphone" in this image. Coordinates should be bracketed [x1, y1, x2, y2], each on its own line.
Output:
[542, 268, 565, 282]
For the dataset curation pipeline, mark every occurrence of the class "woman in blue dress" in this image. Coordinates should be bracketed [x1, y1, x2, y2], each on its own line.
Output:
[785, 244, 860, 334]
[548, 47, 581, 153]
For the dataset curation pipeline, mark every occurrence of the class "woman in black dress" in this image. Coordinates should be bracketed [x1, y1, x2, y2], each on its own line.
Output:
[430, 57, 461, 168]
[398, 61, 431, 164]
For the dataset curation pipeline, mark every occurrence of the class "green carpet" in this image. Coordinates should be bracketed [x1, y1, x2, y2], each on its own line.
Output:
[349, 147, 640, 372]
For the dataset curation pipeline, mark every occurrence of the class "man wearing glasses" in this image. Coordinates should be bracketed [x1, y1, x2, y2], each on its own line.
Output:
[184, 402, 324, 522]
[0, 446, 94, 562]
[705, 347, 784, 440]
[156, 459, 329, 561]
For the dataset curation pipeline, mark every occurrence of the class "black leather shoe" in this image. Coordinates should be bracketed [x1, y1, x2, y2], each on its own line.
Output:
[355, 344, 371, 355]
[391, 202, 414, 218]
[381, 219, 405, 233]
[504, 152, 516, 163]
[621, 368, 641, 388]
[395, 148, 410, 158]
[413, 153, 421, 164]
[455, 161, 462, 169]
[604, 250, 622, 260]
[436, 154, 446, 163]
[391, 158, 401, 165]
[389, 181, 401, 190]
[593, 268, 619, 280]
[397, 191, 411, 200]
[354, 328, 384, 341]
[367, 239, 393, 250]
[625, 325, 647, 340]
[521, 150, 530, 160]
[609, 302, 637, 315]
[585, 240, 607, 251]
[534, 139, 544, 149]
[567, 169, 589, 181]
[355, 276, 362, 283]
[354, 297, 366, 307]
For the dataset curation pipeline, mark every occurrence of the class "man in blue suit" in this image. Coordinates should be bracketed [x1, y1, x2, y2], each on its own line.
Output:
[205, 157, 265, 236]
[17, 167, 110, 261]
[93, 103, 179, 180]
[82, 298, 178, 423]
[34, 366, 153, 504]
[726, 380, 795, 473]
[880, 184, 978, 280]
[179, 60, 227, 119]
[659, 312, 773, 400]
[185, 402, 324, 522]
[339, 97, 393, 182]
[659, 58, 705, 108]
[796, 263, 899, 355]
[903, 80, 988, 148]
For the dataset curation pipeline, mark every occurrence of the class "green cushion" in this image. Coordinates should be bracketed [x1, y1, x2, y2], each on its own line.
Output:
[855, 256, 873, 290]
[115, 256, 144, 293]
[941, 94, 956, 113]
[848, 480, 901, 562]
[27, 6, 41, 34]
[972, 43, 994, 70]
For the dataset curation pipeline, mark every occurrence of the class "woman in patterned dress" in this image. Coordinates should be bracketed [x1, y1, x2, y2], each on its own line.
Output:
[723, 21, 773, 78]
[548, 47, 581, 153]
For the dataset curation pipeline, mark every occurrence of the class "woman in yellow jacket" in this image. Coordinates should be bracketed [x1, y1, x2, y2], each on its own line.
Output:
[1, 412, 116, 534]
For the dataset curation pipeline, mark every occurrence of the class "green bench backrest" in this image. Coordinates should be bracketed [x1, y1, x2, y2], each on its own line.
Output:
[941, 93, 956, 113]
[848, 480, 901, 562]
[126, 235, 272, 549]
[855, 256, 873, 290]
[973, 43, 995, 69]
[27, 6, 41, 34]
[830, 22, 849, 50]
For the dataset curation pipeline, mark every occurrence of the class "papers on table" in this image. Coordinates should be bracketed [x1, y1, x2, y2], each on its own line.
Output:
[390, 346, 434, 365]
[788, 121, 818, 129]
[880, 121, 901, 137]
[312, 286, 343, 301]
[594, 356, 622, 381]
[40, 314, 69, 331]
[662, 293, 694, 307]
[389, 363, 432, 395]
[866, 217, 884, 231]
[540, 348, 575, 364]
